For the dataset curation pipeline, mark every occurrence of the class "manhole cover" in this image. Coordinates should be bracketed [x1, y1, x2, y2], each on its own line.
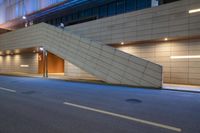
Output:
[21, 91, 36, 95]
[126, 99, 142, 104]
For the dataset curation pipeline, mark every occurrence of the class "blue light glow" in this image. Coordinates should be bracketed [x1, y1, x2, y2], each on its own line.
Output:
[29, 0, 90, 19]
[0, 0, 67, 24]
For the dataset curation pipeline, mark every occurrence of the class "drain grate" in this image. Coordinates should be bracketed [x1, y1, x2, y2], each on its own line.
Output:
[21, 91, 36, 95]
[126, 99, 142, 104]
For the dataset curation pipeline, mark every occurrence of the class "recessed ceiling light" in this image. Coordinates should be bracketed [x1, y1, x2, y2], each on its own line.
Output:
[189, 8, 200, 14]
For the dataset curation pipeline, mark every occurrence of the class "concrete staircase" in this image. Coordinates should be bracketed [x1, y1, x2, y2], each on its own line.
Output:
[0, 23, 163, 88]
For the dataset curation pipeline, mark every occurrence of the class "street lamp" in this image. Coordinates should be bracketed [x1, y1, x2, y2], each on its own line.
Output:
[40, 47, 44, 51]
[40, 47, 48, 78]
[22, 15, 26, 20]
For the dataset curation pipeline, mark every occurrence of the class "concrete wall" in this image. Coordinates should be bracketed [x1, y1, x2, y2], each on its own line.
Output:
[117, 39, 200, 85]
[0, 53, 38, 74]
[0, 23, 163, 88]
[64, 61, 98, 80]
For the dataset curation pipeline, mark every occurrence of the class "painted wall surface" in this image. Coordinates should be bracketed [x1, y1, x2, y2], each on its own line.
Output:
[0, 53, 38, 74]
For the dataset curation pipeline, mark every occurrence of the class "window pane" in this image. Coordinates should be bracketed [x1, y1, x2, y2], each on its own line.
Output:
[53, 19, 56, 25]
[72, 13, 79, 20]
[50, 19, 53, 25]
[117, 0, 125, 14]
[68, 15, 73, 21]
[60, 17, 64, 23]
[137, 0, 151, 10]
[126, 0, 136, 12]
[79, 11, 85, 18]
[108, 2, 116, 16]
[93, 8, 98, 16]
[85, 9, 92, 17]
[57, 18, 60, 25]
[146, 0, 152, 7]
[99, 5, 107, 18]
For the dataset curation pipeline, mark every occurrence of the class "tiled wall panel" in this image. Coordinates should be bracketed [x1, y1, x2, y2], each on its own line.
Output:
[117, 39, 200, 85]
[64, 60, 98, 80]
[0, 53, 38, 73]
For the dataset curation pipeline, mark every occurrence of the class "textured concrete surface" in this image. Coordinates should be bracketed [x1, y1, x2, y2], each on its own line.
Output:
[0, 75, 200, 133]
[64, 60, 98, 80]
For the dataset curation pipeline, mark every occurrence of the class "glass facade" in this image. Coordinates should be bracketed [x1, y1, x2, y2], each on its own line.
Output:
[0, 0, 180, 26]
[45, 0, 153, 26]
[0, 0, 65, 24]
[108, 2, 116, 16]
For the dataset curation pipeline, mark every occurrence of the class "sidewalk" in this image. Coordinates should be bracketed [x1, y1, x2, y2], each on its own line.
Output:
[163, 84, 200, 93]
[1, 72, 200, 93]
[0, 72, 103, 84]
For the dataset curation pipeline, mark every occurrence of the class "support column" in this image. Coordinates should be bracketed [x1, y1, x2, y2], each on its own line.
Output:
[43, 49, 48, 78]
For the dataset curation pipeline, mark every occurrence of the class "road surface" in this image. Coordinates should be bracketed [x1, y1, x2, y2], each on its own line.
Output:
[0, 75, 200, 133]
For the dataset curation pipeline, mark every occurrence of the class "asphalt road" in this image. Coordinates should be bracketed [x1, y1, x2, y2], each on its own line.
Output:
[0, 75, 200, 133]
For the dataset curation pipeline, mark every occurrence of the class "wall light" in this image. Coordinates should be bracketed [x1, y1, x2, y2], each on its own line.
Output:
[164, 38, 168, 41]
[20, 65, 29, 68]
[171, 55, 200, 59]
[189, 8, 200, 14]
[121, 42, 124, 45]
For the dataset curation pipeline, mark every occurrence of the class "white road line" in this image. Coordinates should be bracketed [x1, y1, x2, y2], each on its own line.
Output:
[63, 102, 182, 132]
[0, 87, 16, 93]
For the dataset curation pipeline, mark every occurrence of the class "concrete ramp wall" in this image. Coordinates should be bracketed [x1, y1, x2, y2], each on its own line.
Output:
[0, 23, 163, 88]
